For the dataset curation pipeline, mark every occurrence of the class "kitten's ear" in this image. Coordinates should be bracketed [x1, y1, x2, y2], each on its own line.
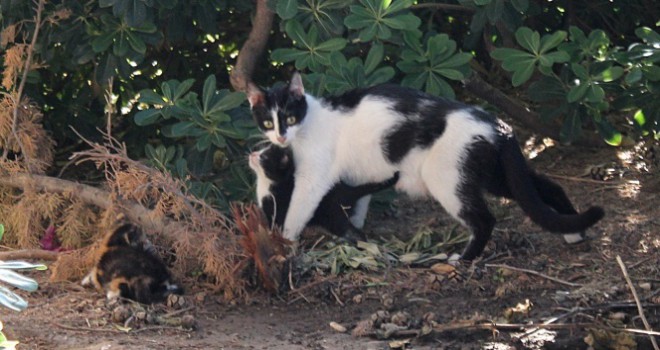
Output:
[289, 72, 305, 98]
[246, 82, 265, 108]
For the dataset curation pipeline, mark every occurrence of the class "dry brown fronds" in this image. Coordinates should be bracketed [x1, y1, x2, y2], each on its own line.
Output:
[0, 24, 17, 48]
[63, 129, 248, 300]
[2, 44, 26, 90]
[233, 203, 290, 293]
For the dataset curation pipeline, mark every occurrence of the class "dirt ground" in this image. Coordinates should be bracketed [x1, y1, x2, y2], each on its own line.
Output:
[2, 140, 659, 350]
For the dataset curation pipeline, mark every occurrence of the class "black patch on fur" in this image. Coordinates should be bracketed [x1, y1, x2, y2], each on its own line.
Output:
[323, 84, 465, 164]
[257, 145, 398, 241]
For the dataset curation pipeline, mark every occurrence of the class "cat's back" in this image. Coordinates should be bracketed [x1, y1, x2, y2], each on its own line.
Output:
[325, 84, 465, 117]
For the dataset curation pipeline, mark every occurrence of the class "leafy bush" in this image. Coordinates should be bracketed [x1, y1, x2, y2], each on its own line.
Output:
[0, 0, 657, 211]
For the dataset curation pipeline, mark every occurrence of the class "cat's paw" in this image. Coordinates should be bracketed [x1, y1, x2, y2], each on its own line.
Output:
[448, 253, 462, 267]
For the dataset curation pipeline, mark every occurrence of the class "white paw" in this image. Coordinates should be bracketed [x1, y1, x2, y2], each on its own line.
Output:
[448, 253, 461, 266]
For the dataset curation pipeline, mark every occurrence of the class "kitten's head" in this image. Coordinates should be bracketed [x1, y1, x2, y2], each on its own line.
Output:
[248, 145, 294, 183]
[247, 72, 307, 147]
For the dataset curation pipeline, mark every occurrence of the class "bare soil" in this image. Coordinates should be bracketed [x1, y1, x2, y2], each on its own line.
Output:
[3, 142, 659, 350]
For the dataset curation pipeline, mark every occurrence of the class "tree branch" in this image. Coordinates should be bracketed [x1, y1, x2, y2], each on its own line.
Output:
[463, 74, 604, 147]
[0, 249, 59, 261]
[230, 0, 274, 92]
[0, 173, 171, 235]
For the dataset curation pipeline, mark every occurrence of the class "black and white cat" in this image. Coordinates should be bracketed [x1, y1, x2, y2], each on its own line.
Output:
[247, 73, 604, 260]
[82, 223, 182, 304]
[249, 144, 398, 243]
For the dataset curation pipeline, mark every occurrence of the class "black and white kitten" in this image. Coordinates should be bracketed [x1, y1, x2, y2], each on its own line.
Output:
[82, 224, 182, 304]
[247, 72, 605, 261]
[249, 144, 398, 242]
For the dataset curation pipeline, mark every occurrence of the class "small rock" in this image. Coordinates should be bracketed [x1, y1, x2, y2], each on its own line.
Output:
[329, 321, 347, 333]
[380, 293, 394, 309]
[181, 314, 196, 330]
[390, 312, 410, 327]
[353, 294, 363, 304]
[609, 312, 627, 321]
[111, 305, 131, 323]
[135, 310, 147, 321]
[638, 282, 652, 291]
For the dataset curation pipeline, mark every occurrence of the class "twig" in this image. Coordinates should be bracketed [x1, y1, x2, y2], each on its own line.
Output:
[616, 255, 660, 350]
[287, 276, 336, 295]
[53, 323, 122, 333]
[546, 173, 623, 185]
[160, 306, 195, 319]
[0, 249, 59, 261]
[129, 325, 191, 334]
[485, 263, 582, 287]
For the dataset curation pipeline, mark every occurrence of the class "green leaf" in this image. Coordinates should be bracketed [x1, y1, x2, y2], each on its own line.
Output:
[598, 66, 624, 82]
[0, 286, 28, 312]
[515, 27, 540, 53]
[315, 38, 347, 51]
[571, 63, 589, 80]
[134, 109, 161, 126]
[625, 67, 643, 84]
[474, 0, 492, 5]
[125, 31, 146, 55]
[635, 27, 660, 45]
[595, 118, 622, 146]
[91, 33, 115, 53]
[567, 83, 589, 102]
[209, 91, 246, 113]
[511, 60, 535, 87]
[169, 121, 195, 137]
[202, 75, 217, 113]
[0, 270, 38, 292]
[437, 52, 472, 68]
[138, 89, 165, 105]
[0, 224, 4, 242]
[491, 48, 531, 62]
[113, 33, 129, 57]
[173, 79, 195, 101]
[585, 84, 605, 102]
[436, 68, 464, 81]
[364, 43, 384, 75]
[277, 0, 299, 20]
[271, 48, 307, 63]
[542, 50, 570, 64]
[633, 109, 646, 128]
[539, 31, 567, 53]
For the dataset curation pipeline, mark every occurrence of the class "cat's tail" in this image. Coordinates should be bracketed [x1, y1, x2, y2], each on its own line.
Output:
[499, 137, 604, 233]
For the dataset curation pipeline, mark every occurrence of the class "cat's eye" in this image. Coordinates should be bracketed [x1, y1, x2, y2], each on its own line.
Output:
[263, 120, 274, 129]
[286, 116, 297, 125]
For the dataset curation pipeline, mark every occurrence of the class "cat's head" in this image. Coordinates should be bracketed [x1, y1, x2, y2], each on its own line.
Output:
[246, 72, 307, 147]
[248, 145, 294, 183]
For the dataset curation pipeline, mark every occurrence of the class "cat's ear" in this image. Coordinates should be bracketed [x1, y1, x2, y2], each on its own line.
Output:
[289, 72, 305, 98]
[246, 82, 265, 108]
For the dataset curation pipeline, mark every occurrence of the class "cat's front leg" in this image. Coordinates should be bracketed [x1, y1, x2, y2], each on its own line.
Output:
[283, 176, 332, 241]
[349, 195, 372, 229]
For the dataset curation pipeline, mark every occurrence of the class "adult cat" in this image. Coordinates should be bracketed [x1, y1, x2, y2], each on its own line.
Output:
[247, 73, 604, 260]
[249, 144, 398, 243]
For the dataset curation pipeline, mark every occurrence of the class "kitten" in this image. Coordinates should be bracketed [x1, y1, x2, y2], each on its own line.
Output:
[82, 223, 182, 304]
[249, 144, 398, 242]
[247, 72, 604, 260]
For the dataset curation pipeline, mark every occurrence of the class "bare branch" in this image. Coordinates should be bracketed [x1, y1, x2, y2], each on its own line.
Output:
[230, 0, 274, 92]
[463, 74, 604, 147]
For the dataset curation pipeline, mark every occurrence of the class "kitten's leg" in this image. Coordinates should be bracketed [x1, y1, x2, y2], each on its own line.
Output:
[349, 195, 372, 229]
[283, 176, 332, 241]
[456, 190, 496, 261]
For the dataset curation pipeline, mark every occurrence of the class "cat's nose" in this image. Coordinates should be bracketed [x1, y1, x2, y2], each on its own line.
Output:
[276, 136, 286, 144]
